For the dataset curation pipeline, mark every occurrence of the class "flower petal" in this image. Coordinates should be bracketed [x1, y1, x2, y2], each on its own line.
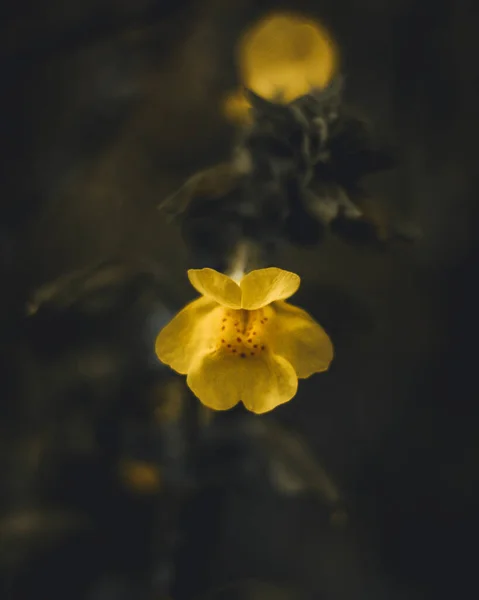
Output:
[188, 268, 241, 308]
[186, 350, 298, 414]
[268, 301, 333, 378]
[155, 297, 219, 374]
[240, 268, 300, 310]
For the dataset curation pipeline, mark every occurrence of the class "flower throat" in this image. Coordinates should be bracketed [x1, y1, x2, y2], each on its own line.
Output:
[218, 308, 269, 358]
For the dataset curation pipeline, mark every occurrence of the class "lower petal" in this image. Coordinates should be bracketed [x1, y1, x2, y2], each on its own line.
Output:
[269, 301, 333, 378]
[155, 296, 219, 374]
[186, 351, 298, 414]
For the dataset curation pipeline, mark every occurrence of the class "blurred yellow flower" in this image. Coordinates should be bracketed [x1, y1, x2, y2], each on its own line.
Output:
[119, 460, 162, 494]
[155, 267, 333, 414]
[224, 12, 338, 122]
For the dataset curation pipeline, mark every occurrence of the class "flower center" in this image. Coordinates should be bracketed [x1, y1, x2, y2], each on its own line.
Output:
[217, 307, 271, 358]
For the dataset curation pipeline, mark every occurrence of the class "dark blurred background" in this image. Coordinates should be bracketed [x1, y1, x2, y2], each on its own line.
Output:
[1, 1, 479, 599]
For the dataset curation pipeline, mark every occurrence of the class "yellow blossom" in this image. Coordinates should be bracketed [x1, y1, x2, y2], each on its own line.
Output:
[155, 267, 333, 414]
[223, 12, 339, 122]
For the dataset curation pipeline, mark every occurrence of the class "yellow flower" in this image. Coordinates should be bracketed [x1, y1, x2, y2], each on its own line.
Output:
[223, 12, 339, 122]
[239, 12, 338, 103]
[155, 267, 333, 414]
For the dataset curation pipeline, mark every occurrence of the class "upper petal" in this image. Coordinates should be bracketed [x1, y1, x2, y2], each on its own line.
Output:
[155, 296, 219, 374]
[240, 268, 301, 310]
[186, 350, 298, 414]
[268, 301, 333, 378]
[188, 268, 242, 308]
